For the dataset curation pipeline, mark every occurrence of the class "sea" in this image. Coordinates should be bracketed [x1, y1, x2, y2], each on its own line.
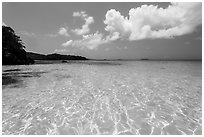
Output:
[2, 60, 202, 135]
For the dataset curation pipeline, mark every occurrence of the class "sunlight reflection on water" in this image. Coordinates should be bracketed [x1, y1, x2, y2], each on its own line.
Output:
[2, 61, 202, 135]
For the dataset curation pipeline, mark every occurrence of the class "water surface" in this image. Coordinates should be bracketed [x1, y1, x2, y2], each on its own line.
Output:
[2, 61, 202, 135]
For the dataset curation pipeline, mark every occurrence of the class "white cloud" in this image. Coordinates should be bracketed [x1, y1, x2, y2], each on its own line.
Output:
[46, 33, 58, 38]
[45, 27, 69, 38]
[185, 41, 190, 45]
[105, 47, 110, 51]
[104, 2, 202, 40]
[73, 31, 106, 50]
[72, 11, 94, 35]
[54, 49, 66, 53]
[62, 40, 73, 47]
[105, 32, 120, 41]
[62, 31, 121, 50]
[62, 31, 108, 50]
[62, 3, 201, 50]
[73, 11, 87, 17]
[194, 37, 202, 40]
[58, 27, 69, 37]
[19, 31, 37, 37]
[2, 22, 6, 26]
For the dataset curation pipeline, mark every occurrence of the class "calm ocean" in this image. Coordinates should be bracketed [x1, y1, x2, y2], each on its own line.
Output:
[2, 61, 202, 135]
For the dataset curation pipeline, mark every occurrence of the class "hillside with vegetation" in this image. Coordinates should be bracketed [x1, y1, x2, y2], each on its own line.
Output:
[26, 52, 88, 60]
[2, 25, 88, 65]
[2, 25, 34, 65]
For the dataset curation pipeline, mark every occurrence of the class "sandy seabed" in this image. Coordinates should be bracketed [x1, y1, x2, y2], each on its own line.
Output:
[2, 61, 202, 135]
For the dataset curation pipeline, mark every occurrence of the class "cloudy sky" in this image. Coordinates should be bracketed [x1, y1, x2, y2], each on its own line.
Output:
[2, 2, 202, 59]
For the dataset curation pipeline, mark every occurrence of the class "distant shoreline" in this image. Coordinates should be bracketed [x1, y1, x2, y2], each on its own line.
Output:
[26, 52, 202, 62]
[89, 59, 202, 61]
[2, 51, 202, 66]
[31, 59, 202, 65]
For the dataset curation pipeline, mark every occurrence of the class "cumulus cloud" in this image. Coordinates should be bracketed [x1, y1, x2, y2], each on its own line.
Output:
[62, 31, 108, 50]
[19, 31, 37, 37]
[58, 27, 69, 37]
[73, 32, 106, 50]
[73, 11, 87, 18]
[45, 33, 58, 38]
[194, 37, 202, 40]
[104, 2, 202, 40]
[62, 2, 201, 50]
[45, 27, 69, 38]
[105, 32, 120, 41]
[2, 22, 6, 26]
[72, 11, 94, 35]
[54, 49, 66, 53]
[65, 31, 122, 50]
[185, 41, 190, 45]
[61, 31, 121, 50]
[62, 40, 73, 47]
[105, 47, 110, 51]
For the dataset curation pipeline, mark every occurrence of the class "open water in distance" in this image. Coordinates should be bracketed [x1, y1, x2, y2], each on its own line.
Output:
[2, 61, 202, 135]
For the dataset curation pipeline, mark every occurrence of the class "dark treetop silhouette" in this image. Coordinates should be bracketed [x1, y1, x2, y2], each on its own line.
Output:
[26, 52, 88, 61]
[2, 25, 34, 65]
[2, 25, 88, 65]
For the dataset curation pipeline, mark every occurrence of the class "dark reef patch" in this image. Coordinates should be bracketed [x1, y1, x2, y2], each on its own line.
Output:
[3, 69, 22, 72]
[2, 71, 47, 87]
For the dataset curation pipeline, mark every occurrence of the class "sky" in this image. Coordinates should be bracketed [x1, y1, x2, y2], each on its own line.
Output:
[2, 2, 202, 59]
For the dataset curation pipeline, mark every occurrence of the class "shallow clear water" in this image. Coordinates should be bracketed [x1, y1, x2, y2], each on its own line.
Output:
[2, 61, 202, 135]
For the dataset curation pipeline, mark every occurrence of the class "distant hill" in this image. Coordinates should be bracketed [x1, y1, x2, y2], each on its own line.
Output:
[140, 58, 149, 61]
[26, 52, 46, 60]
[26, 52, 88, 60]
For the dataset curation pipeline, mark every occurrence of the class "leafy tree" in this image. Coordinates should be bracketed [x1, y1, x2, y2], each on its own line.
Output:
[2, 25, 34, 65]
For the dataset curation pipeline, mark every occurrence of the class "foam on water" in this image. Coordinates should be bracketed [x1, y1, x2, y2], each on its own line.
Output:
[2, 61, 202, 135]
